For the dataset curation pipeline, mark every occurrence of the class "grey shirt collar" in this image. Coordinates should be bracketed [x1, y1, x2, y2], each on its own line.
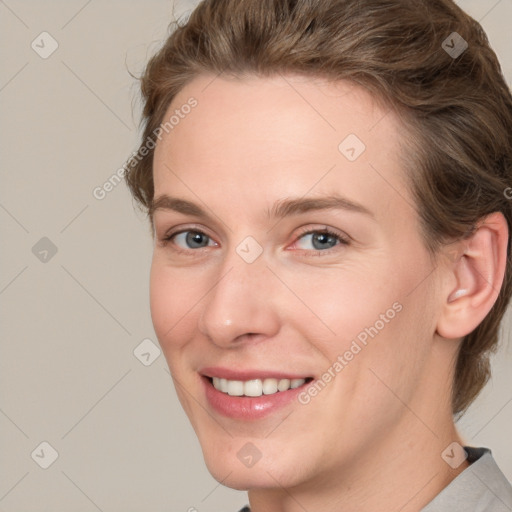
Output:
[421, 446, 512, 511]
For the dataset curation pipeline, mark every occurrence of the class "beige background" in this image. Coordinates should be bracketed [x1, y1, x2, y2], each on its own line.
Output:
[0, 0, 511, 511]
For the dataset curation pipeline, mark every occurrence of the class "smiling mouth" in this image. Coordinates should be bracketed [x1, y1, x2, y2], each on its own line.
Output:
[206, 376, 314, 397]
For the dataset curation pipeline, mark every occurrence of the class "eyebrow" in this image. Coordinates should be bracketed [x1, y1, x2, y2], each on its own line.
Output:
[149, 194, 375, 222]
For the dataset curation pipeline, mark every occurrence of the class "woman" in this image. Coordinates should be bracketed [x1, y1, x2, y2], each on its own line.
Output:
[125, 0, 512, 510]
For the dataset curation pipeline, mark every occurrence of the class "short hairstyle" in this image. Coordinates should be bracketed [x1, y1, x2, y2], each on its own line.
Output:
[125, 0, 512, 416]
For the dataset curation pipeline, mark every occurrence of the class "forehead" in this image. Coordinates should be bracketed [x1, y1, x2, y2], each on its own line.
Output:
[152, 73, 413, 227]
[154, 73, 397, 160]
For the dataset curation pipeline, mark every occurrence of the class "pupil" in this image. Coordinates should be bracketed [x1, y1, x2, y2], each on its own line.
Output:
[188, 232, 207, 248]
[313, 233, 334, 250]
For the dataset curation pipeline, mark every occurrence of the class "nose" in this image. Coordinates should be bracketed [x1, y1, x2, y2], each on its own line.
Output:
[197, 245, 281, 348]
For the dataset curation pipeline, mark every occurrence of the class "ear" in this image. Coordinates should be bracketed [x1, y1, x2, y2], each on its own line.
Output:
[436, 212, 509, 339]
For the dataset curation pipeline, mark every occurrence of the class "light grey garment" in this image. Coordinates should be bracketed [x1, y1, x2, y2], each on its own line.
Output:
[421, 446, 512, 512]
[237, 447, 512, 512]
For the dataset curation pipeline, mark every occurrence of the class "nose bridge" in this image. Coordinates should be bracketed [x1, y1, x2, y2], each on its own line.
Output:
[197, 239, 280, 346]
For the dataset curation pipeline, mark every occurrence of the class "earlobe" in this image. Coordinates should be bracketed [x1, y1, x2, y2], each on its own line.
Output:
[437, 212, 508, 340]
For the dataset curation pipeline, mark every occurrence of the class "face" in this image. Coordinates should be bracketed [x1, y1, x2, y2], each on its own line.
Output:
[150, 74, 443, 490]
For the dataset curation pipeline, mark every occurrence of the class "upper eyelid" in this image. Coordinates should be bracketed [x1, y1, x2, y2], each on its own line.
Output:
[161, 223, 215, 240]
[160, 224, 343, 238]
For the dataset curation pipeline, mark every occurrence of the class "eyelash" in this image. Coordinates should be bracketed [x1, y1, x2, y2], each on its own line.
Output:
[291, 226, 350, 256]
[159, 225, 350, 257]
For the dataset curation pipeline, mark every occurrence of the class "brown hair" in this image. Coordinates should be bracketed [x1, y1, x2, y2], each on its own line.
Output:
[125, 0, 512, 416]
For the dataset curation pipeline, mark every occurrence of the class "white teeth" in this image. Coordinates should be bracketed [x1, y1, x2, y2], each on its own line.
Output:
[244, 379, 262, 397]
[211, 377, 307, 396]
[277, 378, 290, 391]
[262, 378, 278, 394]
[290, 378, 304, 389]
[227, 380, 244, 396]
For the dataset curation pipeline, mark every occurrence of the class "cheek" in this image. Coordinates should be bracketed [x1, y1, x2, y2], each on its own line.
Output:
[293, 256, 430, 387]
[285, 262, 399, 346]
[149, 259, 200, 355]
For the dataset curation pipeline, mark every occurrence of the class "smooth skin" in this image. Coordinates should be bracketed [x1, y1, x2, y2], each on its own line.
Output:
[149, 73, 508, 512]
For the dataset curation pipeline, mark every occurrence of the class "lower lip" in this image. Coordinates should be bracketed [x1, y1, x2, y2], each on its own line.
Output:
[201, 376, 311, 420]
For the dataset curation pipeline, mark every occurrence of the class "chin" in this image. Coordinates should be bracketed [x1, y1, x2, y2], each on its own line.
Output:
[204, 462, 284, 490]
[202, 447, 308, 491]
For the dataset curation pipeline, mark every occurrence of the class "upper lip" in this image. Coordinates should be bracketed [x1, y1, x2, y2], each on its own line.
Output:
[199, 366, 313, 381]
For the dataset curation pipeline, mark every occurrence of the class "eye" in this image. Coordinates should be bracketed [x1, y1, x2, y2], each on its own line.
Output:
[160, 229, 216, 252]
[159, 226, 350, 256]
[292, 227, 350, 255]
